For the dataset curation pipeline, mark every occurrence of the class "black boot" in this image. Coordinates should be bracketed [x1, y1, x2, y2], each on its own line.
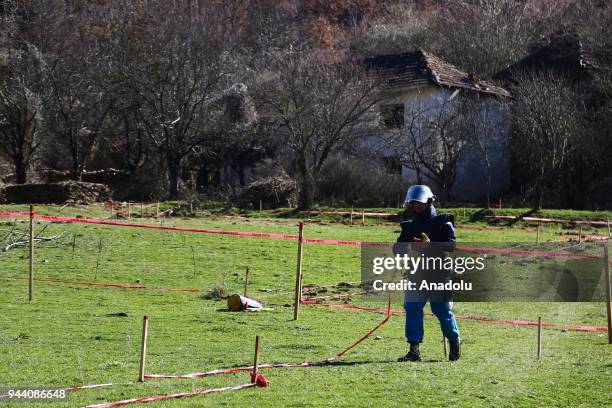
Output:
[398, 342, 421, 362]
[449, 339, 461, 361]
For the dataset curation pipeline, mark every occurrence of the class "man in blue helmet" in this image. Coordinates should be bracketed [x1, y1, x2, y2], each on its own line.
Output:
[395, 184, 461, 362]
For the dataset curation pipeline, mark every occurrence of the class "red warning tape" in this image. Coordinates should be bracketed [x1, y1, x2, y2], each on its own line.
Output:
[301, 301, 608, 332]
[6, 210, 609, 227]
[328, 289, 393, 361]
[456, 244, 602, 261]
[2, 277, 209, 293]
[449, 314, 608, 332]
[0, 212, 605, 261]
[147, 291, 394, 381]
[85, 377, 268, 408]
[65, 383, 114, 391]
[34, 214, 606, 259]
[301, 210, 395, 217]
[30, 214, 377, 247]
[487, 215, 610, 226]
[144, 361, 331, 379]
[146, 315, 391, 380]
[0, 211, 31, 217]
[300, 292, 363, 302]
[34, 214, 302, 239]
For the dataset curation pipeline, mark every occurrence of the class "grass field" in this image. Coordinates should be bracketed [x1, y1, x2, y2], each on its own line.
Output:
[0, 204, 610, 407]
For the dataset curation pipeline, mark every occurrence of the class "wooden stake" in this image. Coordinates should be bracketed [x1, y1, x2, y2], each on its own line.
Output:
[127, 201, 131, 219]
[259, 200, 262, 212]
[603, 241, 612, 344]
[443, 336, 448, 357]
[140, 202, 144, 218]
[299, 272, 304, 303]
[361, 209, 365, 225]
[608, 220, 611, 238]
[139, 315, 149, 382]
[537, 316, 542, 360]
[190, 246, 197, 280]
[28, 205, 34, 302]
[350, 205, 353, 225]
[71, 234, 77, 259]
[578, 224, 583, 243]
[244, 267, 250, 297]
[536, 222, 541, 245]
[252, 335, 261, 383]
[293, 223, 304, 320]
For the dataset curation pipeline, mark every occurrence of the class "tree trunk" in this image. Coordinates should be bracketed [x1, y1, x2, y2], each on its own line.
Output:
[74, 163, 84, 181]
[71, 139, 84, 181]
[486, 172, 492, 208]
[238, 163, 245, 186]
[484, 155, 492, 208]
[296, 157, 315, 210]
[14, 156, 28, 184]
[168, 157, 181, 199]
[297, 177, 314, 210]
[535, 189, 544, 211]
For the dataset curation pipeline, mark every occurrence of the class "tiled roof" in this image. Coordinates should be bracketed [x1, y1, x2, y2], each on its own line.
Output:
[364, 49, 510, 97]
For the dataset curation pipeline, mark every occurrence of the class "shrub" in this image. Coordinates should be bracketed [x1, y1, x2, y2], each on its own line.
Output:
[239, 173, 297, 209]
[317, 154, 406, 207]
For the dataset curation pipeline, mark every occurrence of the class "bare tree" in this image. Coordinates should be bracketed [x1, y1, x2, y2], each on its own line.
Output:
[0, 1, 57, 183]
[0, 46, 45, 184]
[41, 4, 116, 181]
[461, 96, 509, 207]
[386, 91, 468, 203]
[45, 59, 113, 180]
[352, 2, 433, 56]
[104, 107, 150, 175]
[109, 2, 229, 198]
[432, 0, 574, 76]
[510, 71, 579, 210]
[567, 0, 612, 209]
[253, 51, 380, 209]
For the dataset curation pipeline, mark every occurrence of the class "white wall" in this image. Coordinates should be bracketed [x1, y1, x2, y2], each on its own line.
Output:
[368, 85, 511, 203]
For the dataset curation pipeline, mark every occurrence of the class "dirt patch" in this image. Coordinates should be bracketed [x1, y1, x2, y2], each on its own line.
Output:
[302, 282, 360, 296]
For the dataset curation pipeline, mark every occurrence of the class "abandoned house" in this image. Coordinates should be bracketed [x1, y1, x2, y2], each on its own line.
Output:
[364, 49, 511, 203]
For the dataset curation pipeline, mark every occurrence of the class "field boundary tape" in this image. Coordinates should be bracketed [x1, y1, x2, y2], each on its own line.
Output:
[0, 212, 605, 261]
[300, 301, 608, 332]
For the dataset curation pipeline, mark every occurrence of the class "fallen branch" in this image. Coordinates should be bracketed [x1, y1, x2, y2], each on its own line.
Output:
[4, 232, 66, 251]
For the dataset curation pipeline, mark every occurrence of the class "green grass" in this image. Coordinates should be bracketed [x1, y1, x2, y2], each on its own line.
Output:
[0, 204, 610, 407]
[239, 205, 612, 223]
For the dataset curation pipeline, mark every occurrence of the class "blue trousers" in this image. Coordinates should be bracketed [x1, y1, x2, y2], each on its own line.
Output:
[404, 300, 460, 343]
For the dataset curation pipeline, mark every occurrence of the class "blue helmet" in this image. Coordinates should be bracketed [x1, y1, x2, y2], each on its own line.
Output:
[404, 185, 435, 206]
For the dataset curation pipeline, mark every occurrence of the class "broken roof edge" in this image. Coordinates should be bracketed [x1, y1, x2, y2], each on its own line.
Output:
[365, 49, 511, 98]
[493, 30, 608, 82]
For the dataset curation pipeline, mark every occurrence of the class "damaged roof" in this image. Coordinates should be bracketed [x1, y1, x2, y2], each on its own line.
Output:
[364, 49, 510, 97]
[494, 31, 602, 81]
